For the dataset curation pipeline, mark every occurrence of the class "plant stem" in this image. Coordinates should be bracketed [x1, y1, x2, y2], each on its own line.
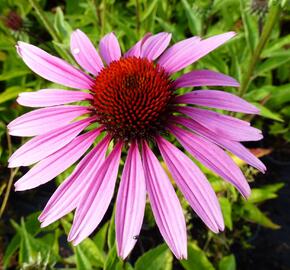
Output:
[28, 0, 74, 63]
[136, 0, 141, 36]
[28, 0, 62, 43]
[238, 4, 280, 97]
[0, 132, 19, 218]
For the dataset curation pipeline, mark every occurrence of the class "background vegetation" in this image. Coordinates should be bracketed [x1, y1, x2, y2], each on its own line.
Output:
[0, 0, 289, 269]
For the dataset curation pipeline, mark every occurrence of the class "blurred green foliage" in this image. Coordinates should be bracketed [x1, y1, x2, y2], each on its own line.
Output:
[0, 0, 289, 269]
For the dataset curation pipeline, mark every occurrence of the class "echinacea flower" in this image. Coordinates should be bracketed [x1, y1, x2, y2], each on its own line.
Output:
[8, 30, 265, 259]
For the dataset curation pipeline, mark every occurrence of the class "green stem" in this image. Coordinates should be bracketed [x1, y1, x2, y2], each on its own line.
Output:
[28, 0, 62, 42]
[28, 0, 74, 63]
[0, 132, 19, 218]
[136, 0, 141, 36]
[238, 4, 280, 97]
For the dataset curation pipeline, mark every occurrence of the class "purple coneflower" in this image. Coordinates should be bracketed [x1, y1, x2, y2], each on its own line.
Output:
[8, 30, 265, 259]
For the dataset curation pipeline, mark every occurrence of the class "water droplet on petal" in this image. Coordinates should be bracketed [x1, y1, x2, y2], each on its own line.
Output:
[73, 48, 80, 54]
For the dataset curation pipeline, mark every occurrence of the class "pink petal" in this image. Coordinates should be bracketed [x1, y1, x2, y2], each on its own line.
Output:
[14, 128, 101, 191]
[17, 42, 94, 89]
[68, 142, 123, 245]
[156, 136, 224, 232]
[157, 36, 201, 74]
[8, 117, 94, 168]
[39, 136, 110, 227]
[173, 70, 240, 88]
[70, 29, 104, 75]
[8, 105, 90, 137]
[99, 32, 121, 65]
[17, 89, 93, 107]
[124, 33, 152, 58]
[177, 106, 262, 141]
[173, 116, 266, 173]
[116, 141, 146, 259]
[158, 32, 235, 74]
[170, 125, 251, 198]
[141, 141, 187, 259]
[140, 32, 172, 61]
[175, 90, 259, 114]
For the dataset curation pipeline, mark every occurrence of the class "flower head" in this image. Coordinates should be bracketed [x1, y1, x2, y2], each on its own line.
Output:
[8, 30, 265, 259]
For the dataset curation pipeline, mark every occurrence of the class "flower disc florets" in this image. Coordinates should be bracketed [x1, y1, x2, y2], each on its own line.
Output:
[92, 57, 174, 141]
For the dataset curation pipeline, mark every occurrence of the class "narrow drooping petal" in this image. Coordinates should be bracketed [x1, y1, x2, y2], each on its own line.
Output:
[174, 116, 266, 173]
[174, 90, 259, 114]
[70, 29, 104, 75]
[39, 136, 110, 227]
[116, 142, 146, 259]
[170, 125, 251, 198]
[68, 142, 123, 245]
[99, 32, 121, 65]
[17, 89, 93, 108]
[158, 32, 235, 74]
[124, 33, 152, 58]
[17, 42, 94, 89]
[14, 129, 101, 191]
[8, 117, 94, 168]
[177, 106, 262, 141]
[140, 32, 172, 61]
[141, 141, 187, 259]
[157, 136, 224, 232]
[8, 105, 90, 137]
[158, 36, 201, 74]
[173, 70, 240, 88]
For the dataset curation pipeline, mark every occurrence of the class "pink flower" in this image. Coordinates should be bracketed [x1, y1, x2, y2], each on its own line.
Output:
[8, 30, 265, 259]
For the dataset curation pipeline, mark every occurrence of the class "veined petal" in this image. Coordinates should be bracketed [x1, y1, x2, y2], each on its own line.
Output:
[156, 136, 224, 232]
[141, 141, 187, 259]
[39, 136, 110, 227]
[17, 89, 93, 108]
[177, 106, 262, 141]
[174, 90, 259, 114]
[99, 32, 121, 65]
[173, 70, 240, 88]
[70, 29, 104, 75]
[68, 142, 123, 245]
[116, 141, 146, 259]
[124, 33, 152, 58]
[14, 128, 101, 191]
[173, 116, 266, 173]
[170, 125, 251, 198]
[158, 32, 235, 74]
[157, 36, 201, 74]
[140, 32, 172, 61]
[8, 117, 95, 168]
[17, 42, 93, 89]
[8, 105, 90, 137]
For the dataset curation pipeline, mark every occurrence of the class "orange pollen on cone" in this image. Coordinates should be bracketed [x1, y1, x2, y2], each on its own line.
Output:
[91, 57, 174, 141]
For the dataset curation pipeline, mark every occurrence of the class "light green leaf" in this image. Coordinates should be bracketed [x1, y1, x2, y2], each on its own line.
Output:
[219, 197, 233, 230]
[75, 245, 92, 270]
[248, 183, 284, 203]
[218, 254, 236, 270]
[255, 55, 290, 75]
[254, 103, 284, 122]
[180, 243, 214, 270]
[243, 203, 280, 229]
[135, 244, 173, 270]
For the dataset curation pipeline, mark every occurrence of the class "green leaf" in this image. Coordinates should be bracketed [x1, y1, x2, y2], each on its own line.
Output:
[0, 70, 30, 81]
[3, 234, 21, 268]
[255, 55, 290, 75]
[104, 244, 121, 270]
[181, 0, 202, 35]
[93, 221, 109, 252]
[0, 86, 31, 104]
[253, 103, 284, 122]
[107, 208, 116, 250]
[135, 244, 173, 270]
[180, 243, 214, 270]
[218, 254, 236, 270]
[248, 183, 284, 204]
[75, 245, 92, 270]
[219, 197, 233, 230]
[243, 203, 280, 229]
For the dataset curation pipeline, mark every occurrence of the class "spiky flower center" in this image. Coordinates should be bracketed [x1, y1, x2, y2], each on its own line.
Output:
[91, 57, 174, 141]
